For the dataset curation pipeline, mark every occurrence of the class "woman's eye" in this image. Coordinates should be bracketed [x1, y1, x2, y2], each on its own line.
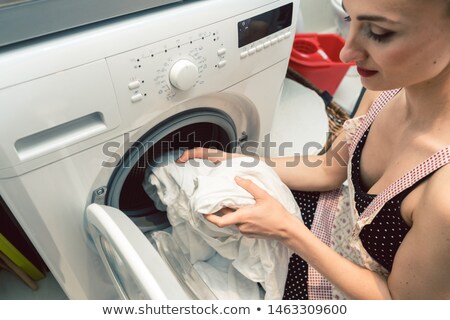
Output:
[365, 24, 394, 43]
[367, 29, 394, 42]
[344, 17, 394, 43]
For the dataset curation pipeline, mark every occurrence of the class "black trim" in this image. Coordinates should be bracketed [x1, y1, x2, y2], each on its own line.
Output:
[104, 108, 237, 220]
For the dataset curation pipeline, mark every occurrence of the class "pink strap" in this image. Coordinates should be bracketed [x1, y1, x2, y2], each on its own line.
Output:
[308, 89, 402, 299]
[308, 187, 343, 300]
[358, 147, 450, 223]
[348, 89, 401, 156]
[311, 188, 343, 247]
[348, 91, 450, 222]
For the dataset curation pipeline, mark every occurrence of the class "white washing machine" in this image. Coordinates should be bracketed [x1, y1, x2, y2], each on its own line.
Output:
[0, 0, 300, 299]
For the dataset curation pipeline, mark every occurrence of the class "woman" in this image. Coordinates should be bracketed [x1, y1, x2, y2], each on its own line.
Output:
[177, 0, 450, 299]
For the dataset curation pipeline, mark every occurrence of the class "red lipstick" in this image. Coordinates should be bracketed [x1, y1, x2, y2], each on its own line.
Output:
[357, 67, 378, 77]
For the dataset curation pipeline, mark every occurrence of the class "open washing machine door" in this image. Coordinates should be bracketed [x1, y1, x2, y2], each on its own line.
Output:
[86, 203, 188, 299]
[86, 203, 219, 300]
[85, 108, 242, 299]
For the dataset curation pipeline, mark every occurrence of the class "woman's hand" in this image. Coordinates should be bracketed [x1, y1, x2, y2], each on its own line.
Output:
[176, 147, 239, 164]
[205, 176, 298, 241]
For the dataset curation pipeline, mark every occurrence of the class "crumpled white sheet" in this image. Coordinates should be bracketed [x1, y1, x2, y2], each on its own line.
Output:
[143, 152, 302, 299]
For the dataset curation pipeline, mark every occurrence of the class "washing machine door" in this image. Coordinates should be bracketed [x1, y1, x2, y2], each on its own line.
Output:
[86, 203, 190, 300]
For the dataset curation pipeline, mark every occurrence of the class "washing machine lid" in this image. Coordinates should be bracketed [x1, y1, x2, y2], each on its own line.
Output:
[0, 0, 182, 47]
[85, 203, 190, 300]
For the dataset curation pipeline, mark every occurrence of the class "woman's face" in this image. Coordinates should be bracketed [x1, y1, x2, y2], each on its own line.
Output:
[340, 0, 450, 91]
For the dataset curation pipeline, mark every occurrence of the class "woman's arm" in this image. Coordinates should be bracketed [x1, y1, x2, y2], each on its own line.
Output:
[269, 129, 349, 191]
[178, 90, 380, 191]
[176, 139, 349, 191]
[258, 89, 381, 191]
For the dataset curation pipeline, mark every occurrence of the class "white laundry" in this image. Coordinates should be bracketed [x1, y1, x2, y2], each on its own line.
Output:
[143, 153, 302, 299]
[192, 253, 264, 300]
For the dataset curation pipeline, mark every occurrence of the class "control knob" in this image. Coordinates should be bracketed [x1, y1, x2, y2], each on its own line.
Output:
[169, 59, 199, 91]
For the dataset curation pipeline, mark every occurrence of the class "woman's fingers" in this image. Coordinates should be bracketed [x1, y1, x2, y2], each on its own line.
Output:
[234, 176, 270, 200]
[218, 207, 235, 215]
[205, 207, 264, 238]
[176, 147, 205, 163]
[204, 211, 240, 228]
[204, 207, 242, 228]
[204, 178, 271, 228]
[176, 147, 227, 164]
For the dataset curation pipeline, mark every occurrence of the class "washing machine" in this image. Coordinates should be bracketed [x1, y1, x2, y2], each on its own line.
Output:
[0, 0, 300, 299]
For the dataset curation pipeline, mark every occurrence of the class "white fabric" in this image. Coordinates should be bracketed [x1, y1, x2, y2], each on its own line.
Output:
[193, 253, 264, 300]
[144, 153, 302, 299]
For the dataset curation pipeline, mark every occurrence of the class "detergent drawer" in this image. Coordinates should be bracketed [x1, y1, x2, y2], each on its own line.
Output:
[0, 60, 121, 178]
[85, 203, 217, 300]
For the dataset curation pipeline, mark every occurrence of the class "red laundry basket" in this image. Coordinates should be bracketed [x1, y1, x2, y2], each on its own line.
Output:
[289, 33, 354, 95]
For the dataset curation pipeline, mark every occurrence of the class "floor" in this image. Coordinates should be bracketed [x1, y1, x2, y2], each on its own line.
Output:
[0, 270, 67, 300]
[270, 65, 362, 158]
[0, 67, 361, 300]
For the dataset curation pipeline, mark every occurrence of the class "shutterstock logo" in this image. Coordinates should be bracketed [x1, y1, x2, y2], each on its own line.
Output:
[100, 132, 347, 169]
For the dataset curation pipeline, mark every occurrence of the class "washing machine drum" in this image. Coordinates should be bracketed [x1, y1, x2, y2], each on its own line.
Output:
[104, 109, 237, 232]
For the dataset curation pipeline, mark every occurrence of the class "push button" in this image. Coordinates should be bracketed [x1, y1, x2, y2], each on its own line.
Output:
[218, 60, 227, 68]
[128, 80, 141, 90]
[131, 93, 143, 103]
[217, 48, 226, 56]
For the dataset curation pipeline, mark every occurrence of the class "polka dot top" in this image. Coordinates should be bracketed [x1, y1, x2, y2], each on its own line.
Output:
[352, 126, 411, 271]
[283, 190, 319, 300]
[283, 125, 415, 300]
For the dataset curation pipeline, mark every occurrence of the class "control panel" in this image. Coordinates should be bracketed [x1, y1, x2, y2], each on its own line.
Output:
[105, 2, 295, 125]
[239, 30, 292, 60]
[107, 28, 228, 104]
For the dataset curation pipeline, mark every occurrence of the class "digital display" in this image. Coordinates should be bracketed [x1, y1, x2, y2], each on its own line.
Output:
[238, 2, 293, 48]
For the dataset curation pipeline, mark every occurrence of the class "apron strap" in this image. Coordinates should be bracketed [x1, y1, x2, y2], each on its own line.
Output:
[358, 147, 450, 224]
[348, 89, 401, 156]
[308, 186, 343, 300]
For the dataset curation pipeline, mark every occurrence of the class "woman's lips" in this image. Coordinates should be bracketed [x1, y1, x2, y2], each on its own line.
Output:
[357, 66, 378, 77]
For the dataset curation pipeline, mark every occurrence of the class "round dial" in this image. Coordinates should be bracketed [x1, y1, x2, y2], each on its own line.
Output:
[169, 59, 199, 91]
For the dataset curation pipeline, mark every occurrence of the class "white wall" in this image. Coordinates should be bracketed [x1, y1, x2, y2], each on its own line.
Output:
[297, 0, 335, 33]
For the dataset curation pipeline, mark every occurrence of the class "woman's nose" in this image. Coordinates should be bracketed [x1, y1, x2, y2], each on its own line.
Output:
[339, 32, 365, 64]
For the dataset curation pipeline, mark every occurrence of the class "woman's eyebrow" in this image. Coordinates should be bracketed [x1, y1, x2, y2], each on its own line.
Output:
[356, 15, 389, 22]
[357, 15, 400, 25]
[341, 2, 398, 24]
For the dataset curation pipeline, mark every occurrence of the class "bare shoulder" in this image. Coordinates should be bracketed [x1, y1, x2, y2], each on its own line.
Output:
[388, 163, 450, 298]
[353, 89, 381, 117]
[421, 164, 450, 225]
[410, 163, 450, 296]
